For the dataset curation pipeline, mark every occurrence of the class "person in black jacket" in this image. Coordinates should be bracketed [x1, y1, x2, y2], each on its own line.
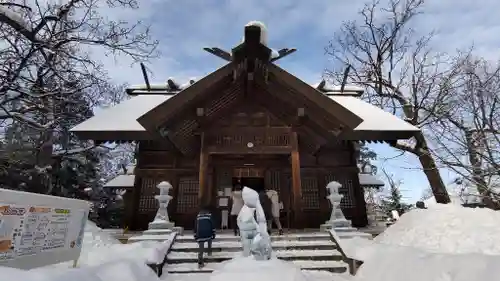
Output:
[193, 205, 216, 268]
[258, 189, 273, 235]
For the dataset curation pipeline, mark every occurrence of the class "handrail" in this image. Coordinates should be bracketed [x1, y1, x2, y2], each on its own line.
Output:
[327, 230, 363, 275]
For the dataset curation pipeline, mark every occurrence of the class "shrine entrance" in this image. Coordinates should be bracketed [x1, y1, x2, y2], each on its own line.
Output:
[238, 177, 265, 193]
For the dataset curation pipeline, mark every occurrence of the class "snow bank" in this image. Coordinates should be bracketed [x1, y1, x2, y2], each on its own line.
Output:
[354, 246, 500, 281]
[0, 259, 160, 281]
[374, 204, 500, 255]
[211, 257, 315, 281]
[52, 221, 175, 268]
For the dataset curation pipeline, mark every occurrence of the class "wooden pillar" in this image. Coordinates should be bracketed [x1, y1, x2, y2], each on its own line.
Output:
[128, 176, 142, 231]
[318, 169, 329, 222]
[290, 131, 303, 226]
[349, 141, 368, 227]
[198, 132, 210, 207]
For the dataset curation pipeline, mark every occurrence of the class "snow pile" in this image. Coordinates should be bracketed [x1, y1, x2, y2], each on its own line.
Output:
[211, 257, 315, 281]
[354, 245, 500, 281]
[83, 221, 121, 247]
[374, 204, 500, 255]
[334, 236, 382, 262]
[0, 259, 160, 281]
[53, 221, 174, 268]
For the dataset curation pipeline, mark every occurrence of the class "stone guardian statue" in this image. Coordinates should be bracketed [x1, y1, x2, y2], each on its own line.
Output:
[237, 186, 272, 260]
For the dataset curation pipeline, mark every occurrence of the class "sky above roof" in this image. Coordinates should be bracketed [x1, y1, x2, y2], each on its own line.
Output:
[96, 0, 499, 203]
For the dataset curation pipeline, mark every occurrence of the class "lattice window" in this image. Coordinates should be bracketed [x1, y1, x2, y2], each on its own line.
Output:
[325, 173, 356, 208]
[176, 177, 199, 213]
[301, 177, 320, 209]
[216, 169, 233, 192]
[265, 170, 281, 192]
[139, 178, 158, 214]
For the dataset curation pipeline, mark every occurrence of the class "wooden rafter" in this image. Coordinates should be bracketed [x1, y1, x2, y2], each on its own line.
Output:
[261, 74, 345, 134]
[253, 83, 336, 142]
[251, 88, 327, 154]
[137, 64, 233, 131]
[266, 64, 363, 129]
[159, 80, 246, 155]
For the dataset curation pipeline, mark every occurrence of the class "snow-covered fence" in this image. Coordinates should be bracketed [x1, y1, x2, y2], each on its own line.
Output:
[0, 189, 90, 269]
[328, 230, 364, 275]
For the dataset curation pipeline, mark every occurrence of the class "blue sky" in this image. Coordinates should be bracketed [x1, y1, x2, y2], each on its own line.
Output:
[98, 0, 500, 203]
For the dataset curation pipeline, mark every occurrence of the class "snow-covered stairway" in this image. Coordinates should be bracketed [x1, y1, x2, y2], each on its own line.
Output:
[164, 232, 348, 274]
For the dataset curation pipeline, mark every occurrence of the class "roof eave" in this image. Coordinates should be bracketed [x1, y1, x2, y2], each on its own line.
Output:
[137, 63, 234, 131]
[340, 130, 420, 141]
[71, 130, 154, 141]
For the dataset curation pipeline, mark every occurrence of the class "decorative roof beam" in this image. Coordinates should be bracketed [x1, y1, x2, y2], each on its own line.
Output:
[126, 78, 196, 96]
[203, 47, 231, 61]
[270, 48, 297, 62]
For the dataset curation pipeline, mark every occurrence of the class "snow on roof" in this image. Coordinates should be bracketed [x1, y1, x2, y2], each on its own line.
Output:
[359, 173, 384, 187]
[104, 174, 135, 187]
[374, 204, 500, 255]
[71, 95, 173, 132]
[328, 95, 420, 132]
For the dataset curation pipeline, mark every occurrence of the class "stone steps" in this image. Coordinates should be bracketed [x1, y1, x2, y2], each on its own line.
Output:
[167, 249, 343, 263]
[166, 260, 347, 274]
[171, 239, 337, 252]
[164, 231, 348, 274]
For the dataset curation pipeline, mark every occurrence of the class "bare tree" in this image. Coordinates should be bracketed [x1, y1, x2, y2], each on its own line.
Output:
[425, 56, 500, 208]
[0, 0, 157, 194]
[325, 0, 456, 203]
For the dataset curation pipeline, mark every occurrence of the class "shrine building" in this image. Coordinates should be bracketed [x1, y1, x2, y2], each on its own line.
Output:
[71, 22, 419, 230]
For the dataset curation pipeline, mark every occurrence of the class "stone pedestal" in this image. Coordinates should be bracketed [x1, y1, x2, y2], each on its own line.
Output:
[128, 181, 183, 243]
[148, 220, 175, 230]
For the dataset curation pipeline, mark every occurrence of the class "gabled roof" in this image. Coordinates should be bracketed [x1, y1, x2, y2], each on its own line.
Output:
[70, 66, 419, 142]
[70, 95, 173, 140]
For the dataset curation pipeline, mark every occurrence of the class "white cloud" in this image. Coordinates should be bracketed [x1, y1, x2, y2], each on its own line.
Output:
[89, 0, 500, 202]
[93, 0, 500, 87]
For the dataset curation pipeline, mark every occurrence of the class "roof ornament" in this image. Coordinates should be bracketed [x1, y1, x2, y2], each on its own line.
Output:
[203, 21, 297, 64]
[140, 62, 151, 91]
[315, 65, 364, 97]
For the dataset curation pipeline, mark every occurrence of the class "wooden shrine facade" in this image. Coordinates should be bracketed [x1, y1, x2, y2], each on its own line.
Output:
[129, 107, 365, 230]
[71, 22, 420, 231]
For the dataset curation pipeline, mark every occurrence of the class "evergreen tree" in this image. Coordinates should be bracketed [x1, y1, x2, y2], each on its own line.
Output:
[379, 171, 413, 216]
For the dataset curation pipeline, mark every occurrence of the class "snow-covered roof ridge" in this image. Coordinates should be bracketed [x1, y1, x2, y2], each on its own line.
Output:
[244, 21, 268, 46]
[70, 94, 173, 133]
[312, 80, 365, 96]
[329, 95, 419, 133]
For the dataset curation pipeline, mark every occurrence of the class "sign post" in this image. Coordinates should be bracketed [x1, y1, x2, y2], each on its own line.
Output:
[0, 189, 90, 269]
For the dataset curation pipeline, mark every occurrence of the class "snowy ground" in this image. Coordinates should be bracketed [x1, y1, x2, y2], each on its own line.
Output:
[3, 204, 500, 281]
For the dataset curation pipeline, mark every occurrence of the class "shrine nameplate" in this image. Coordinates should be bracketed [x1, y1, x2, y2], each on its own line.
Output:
[206, 127, 292, 154]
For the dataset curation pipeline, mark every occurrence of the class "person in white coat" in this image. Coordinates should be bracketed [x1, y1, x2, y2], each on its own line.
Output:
[266, 189, 283, 235]
[230, 183, 244, 236]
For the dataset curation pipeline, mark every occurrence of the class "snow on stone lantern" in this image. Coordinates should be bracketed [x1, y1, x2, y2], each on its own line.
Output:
[148, 181, 174, 230]
[320, 181, 353, 231]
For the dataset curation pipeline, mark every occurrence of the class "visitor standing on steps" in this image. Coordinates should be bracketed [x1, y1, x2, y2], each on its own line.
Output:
[230, 183, 243, 236]
[266, 189, 284, 235]
[258, 189, 273, 235]
[194, 204, 216, 268]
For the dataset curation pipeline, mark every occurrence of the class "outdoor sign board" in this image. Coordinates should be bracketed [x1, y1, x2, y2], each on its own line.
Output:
[0, 188, 90, 269]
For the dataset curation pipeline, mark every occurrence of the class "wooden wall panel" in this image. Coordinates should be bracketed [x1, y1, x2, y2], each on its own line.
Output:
[317, 151, 352, 166]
